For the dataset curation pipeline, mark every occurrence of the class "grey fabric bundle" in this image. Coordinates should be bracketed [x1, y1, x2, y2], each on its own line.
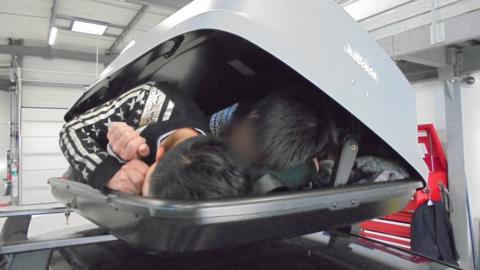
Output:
[316, 156, 409, 185]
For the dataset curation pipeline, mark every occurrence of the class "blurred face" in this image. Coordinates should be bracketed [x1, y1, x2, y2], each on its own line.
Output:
[228, 118, 259, 166]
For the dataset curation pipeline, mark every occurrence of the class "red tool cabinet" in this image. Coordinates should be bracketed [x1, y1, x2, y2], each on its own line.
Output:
[358, 124, 448, 250]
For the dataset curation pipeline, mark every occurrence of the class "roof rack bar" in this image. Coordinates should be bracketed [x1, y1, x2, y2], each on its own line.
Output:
[0, 234, 117, 255]
[0, 207, 67, 218]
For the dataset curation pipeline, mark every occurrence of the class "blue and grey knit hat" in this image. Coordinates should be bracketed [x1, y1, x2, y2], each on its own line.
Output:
[209, 103, 239, 136]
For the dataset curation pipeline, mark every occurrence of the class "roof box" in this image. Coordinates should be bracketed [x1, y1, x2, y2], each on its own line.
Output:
[50, 178, 421, 253]
[54, 0, 427, 253]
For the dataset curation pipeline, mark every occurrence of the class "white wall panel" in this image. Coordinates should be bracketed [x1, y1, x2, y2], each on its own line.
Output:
[22, 85, 85, 109]
[412, 79, 446, 141]
[22, 154, 69, 171]
[22, 108, 67, 122]
[19, 71, 86, 205]
[460, 72, 480, 259]
[22, 56, 102, 84]
[21, 187, 55, 205]
[21, 122, 64, 137]
[22, 169, 65, 188]
[22, 137, 62, 154]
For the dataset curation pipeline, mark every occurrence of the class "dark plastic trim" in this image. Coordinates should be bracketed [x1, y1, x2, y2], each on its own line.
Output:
[50, 178, 421, 253]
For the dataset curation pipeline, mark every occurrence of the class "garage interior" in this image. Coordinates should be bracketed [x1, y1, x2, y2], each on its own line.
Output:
[0, 0, 480, 269]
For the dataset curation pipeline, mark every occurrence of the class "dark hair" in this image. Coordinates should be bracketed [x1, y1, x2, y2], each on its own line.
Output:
[249, 90, 334, 170]
[148, 136, 249, 200]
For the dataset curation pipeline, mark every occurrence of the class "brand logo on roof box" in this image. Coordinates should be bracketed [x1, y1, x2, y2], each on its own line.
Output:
[344, 43, 379, 83]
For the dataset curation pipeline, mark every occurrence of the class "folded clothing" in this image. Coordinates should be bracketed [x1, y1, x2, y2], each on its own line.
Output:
[315, 156, 409, 187]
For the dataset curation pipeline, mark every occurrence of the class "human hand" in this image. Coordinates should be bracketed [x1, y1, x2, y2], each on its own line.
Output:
[106, 159, 149, 194]
[107, 122, 150, 161]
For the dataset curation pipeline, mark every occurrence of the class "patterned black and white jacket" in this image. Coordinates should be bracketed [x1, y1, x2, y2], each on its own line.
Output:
[59, 82, 208, 189]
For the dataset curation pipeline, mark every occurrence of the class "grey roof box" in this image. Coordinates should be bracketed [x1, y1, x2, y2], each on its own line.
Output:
[53, 0, 427, 253]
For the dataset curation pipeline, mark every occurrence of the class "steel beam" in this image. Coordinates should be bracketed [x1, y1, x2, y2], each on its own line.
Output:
[21, 79, 90, 89]
[107, 4, 148, 55]
[397, 47, 449, 68]
[462, 46, 480, 74]
[396, 60, 438, 82]
[343, 0, 413, 21]
[0, 45, 116, 65]
[126, 0, 191, 9]
[377, 9, 480, 58]
[361, 0, 458, 33]
[47, 0, 58, 45]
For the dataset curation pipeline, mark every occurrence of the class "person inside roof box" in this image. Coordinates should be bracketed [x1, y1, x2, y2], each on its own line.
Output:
[59, 81, 248, 200]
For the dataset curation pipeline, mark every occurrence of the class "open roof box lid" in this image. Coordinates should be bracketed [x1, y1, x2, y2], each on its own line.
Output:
[50, 0, 427, 253]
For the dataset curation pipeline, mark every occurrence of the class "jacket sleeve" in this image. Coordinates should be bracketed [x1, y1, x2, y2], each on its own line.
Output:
[59, 85, 148, 188]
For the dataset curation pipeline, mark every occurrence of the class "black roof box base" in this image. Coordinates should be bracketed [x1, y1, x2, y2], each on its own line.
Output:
[50, 178, 421, 253]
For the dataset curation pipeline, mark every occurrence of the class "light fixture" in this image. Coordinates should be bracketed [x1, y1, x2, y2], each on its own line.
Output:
[48, 27, 58, 45]
[71, 19, 108, 36]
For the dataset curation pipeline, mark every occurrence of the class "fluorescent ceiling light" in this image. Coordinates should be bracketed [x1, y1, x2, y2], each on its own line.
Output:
[71, 20, 108, 35]
[48, 27, 58, 45]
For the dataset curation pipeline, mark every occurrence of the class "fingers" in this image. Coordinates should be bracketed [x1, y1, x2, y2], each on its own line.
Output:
[117, 179, 139, 194]
[123, 165, 144, 186]
[137, 143, 150, 158]
[122, 160, 149, 186]
[124, 137, 148, 160]
[108, 123, 132, 153]
[106, 159, 150, 194]
[126, 159, 149, 174]
[106, 170, 140, 194]
[114, 129, 137, 153]
[107, 122, 127, 143]
[108, 122, 148, 161]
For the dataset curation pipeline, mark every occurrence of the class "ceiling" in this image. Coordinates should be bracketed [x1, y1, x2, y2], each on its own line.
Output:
[0, 0, 181, 54]
[5, 0, 476, 56]
[0, 0, 479, 84]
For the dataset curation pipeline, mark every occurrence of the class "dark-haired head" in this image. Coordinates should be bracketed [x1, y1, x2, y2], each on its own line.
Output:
[144, 136, 249, 200]
[230, 90, 335, 170]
